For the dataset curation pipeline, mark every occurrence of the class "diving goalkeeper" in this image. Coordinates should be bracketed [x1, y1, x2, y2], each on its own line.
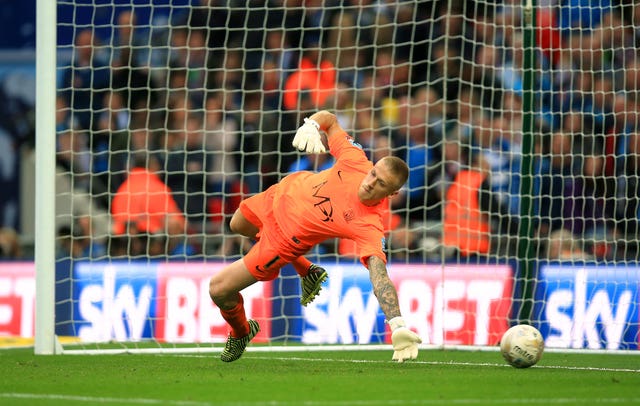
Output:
[208, 110, 422, 362]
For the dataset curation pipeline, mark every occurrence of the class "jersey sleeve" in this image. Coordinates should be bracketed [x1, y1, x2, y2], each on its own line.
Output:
[327, 130, 369, 169]
[350, 222, 388, 267]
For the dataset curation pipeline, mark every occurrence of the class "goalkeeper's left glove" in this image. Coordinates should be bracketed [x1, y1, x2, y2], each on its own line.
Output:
[292, 118, 327, 154]
[388, 316, 421, 363]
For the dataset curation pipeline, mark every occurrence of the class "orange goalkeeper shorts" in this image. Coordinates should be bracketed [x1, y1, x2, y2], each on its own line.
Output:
[239, 185, 310, 281]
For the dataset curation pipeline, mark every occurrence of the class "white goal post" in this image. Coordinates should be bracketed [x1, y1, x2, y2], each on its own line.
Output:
[33, 1, 640, 355]
[34, 0, 58, 355]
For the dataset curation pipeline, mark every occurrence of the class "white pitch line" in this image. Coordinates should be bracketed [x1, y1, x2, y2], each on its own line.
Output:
[0, 393, 210, 405]
[1, 393, 639, 406]
[219, 354, 639, 374]
[255, 356, 640, 373]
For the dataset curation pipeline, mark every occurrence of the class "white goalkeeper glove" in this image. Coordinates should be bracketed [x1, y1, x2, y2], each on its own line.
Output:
[292, 118, 327, 154]
[388, 316, 421, 363]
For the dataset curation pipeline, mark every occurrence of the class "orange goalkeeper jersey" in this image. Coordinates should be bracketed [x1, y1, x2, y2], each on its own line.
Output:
[273, 130, 387, 266]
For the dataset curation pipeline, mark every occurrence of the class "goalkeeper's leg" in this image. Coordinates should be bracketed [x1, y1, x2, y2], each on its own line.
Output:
[220, 318, 260, 362]
[215, 293, 261, 362]
[209, 259, 261, 362]
[293, 257, 328, 306]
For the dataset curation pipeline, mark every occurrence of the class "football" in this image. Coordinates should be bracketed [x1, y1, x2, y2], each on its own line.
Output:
[500, 324, 544, 368]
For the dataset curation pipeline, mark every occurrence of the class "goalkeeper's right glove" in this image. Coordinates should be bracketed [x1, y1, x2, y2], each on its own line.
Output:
[388, 316, 421, 363]
[292, 118, 327, 154]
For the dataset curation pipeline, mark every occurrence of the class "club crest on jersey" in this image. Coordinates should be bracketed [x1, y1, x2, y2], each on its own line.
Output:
[348, 138, 363, 150]
[343, 209, 354, 223]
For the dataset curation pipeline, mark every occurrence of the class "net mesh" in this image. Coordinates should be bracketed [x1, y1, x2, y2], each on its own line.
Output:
[51, 1, 640, 351]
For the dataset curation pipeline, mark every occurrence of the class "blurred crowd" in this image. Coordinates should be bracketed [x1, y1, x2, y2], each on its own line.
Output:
[5, 0, 639, 263]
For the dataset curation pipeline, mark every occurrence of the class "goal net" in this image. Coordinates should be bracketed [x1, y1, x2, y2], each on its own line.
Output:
[39, 1, 639, 353]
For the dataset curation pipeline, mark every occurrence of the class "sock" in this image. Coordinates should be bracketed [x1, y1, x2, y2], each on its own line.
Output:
[219, 293, 249, 338]
[292, 256, 312, 277]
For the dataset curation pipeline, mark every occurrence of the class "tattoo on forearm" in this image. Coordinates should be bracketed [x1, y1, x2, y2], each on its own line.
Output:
[367, 256, 401, 320]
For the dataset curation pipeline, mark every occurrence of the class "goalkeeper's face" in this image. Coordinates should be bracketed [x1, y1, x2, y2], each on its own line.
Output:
[358, 160, 401, 205]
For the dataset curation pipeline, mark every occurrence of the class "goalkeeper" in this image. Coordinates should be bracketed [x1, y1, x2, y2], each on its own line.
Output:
[209, 110, 421, 363]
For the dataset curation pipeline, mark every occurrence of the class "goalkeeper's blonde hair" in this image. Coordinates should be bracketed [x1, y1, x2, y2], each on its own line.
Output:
[380, 156, 409, 191]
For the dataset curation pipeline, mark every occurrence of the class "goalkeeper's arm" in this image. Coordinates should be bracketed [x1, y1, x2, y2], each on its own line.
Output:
[305, 110, 342, 138]
[292, 110, 343, 154]
[367, 255, 422, 362]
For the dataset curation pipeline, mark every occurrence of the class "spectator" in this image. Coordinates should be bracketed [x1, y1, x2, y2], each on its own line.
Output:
[442, 149, 492, 259]
[445, 85, 482, 144]
[470, 113, 521, 216]
[59, 28, 110, 131]
[349, 96, 384, 153]
[111, 154, 186, 238]
[147, 231, 197, 260]
[533, 5, 563, 68]
[110, 9, 158, 112]
[351, 0, 394, 65]
[202, 92, 247, 231]
[394, 2, 432, 83]
[164, 112, 212, 233]
[236, 92, 276, 194]
[611, 92, 640, 177]
[56, 120, 93, 194]
[55, 216, 106, 260]
[414, 85, 445, 141]
[108, 115, 164, 193]
[225, 4, 295, 86]
[165, 26, 210, 107]
[56, 225, 82, 259]
[209, 45, 245, 110]
[263, 28, 296, 88]
[107, 221, 145, 258]
[502, 91, 525, 151]
[97, 89, 130, 135]
[600, 4, 636, 70]
[245, 79, 282, 188]
[589, 72, 618, 174]
[615, 130, 640, 252]
[203, 92, 240, 193]
[537, 130, 576, 238]
[370, 47, 411, 102]
[76, 215, 107, 259]
[622, 56, 640, 107]
[557, 0, 611, 35]
[162, 85, 194, 151]
[426, 136, 470, 221]
[111, 9, 147, 69]
[261, 59, 284, 112]
[395, 100, 437, 219]
[283, 39, 337, 111]
[166, 26, 189, 70]
[0, 227, 21, 258]
[546, 229, 593, 260]
[183, 28, 210, 107]
[324, 11, 364, 89]
[180, 0, 231, 67]
[298, 0, 333, 46]
[94, 89, 130, 194]
[442, 148, 519, 261]
[563, 136, 617, 259]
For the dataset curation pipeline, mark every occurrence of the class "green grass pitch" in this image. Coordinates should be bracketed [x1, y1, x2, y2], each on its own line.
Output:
[1, 346, 639, 405]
